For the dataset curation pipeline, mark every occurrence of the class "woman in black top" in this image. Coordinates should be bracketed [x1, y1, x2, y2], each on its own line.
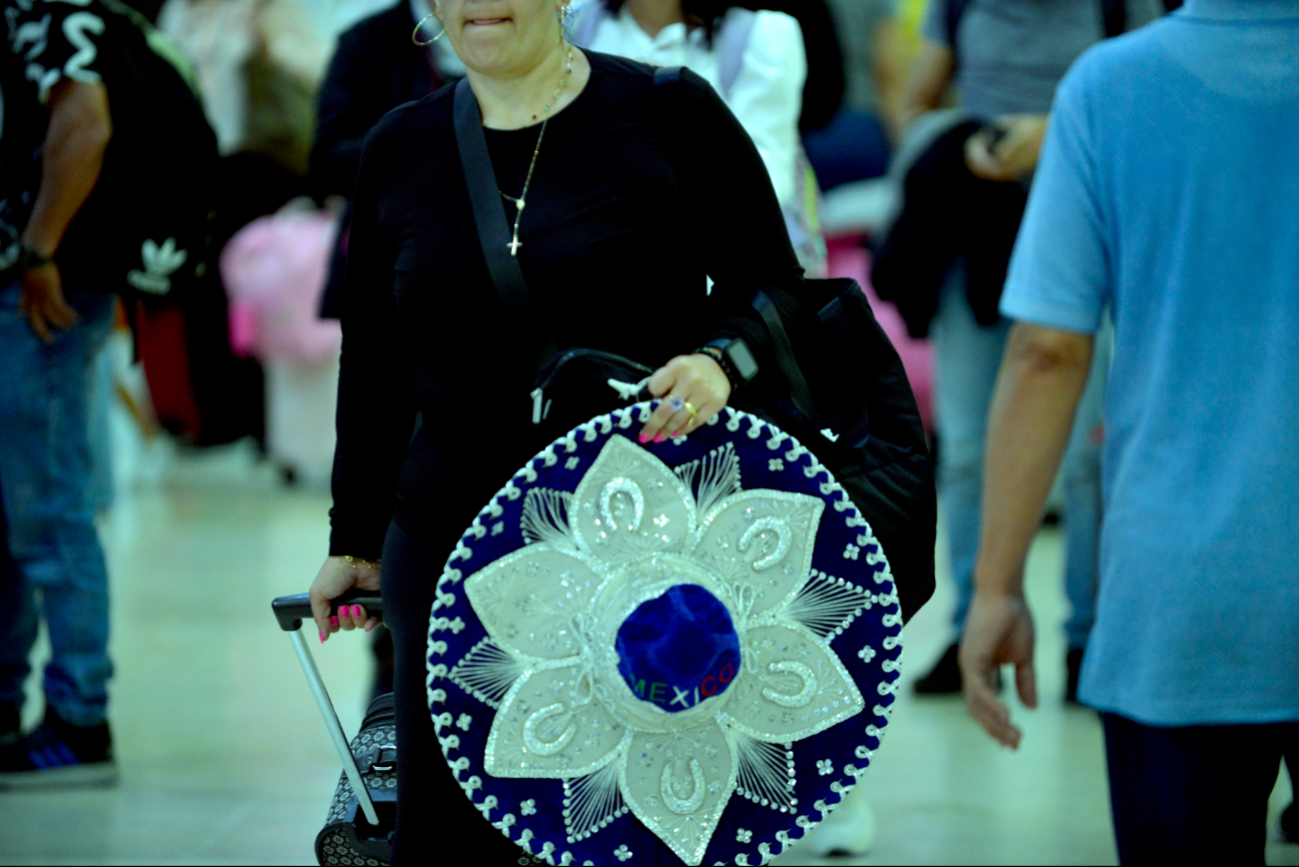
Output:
[309, 0, 806, 860]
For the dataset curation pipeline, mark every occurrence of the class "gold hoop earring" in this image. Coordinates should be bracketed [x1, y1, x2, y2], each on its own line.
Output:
[412, 12, 445, 46]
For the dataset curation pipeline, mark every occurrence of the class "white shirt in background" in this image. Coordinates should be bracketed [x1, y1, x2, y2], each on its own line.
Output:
[577, 3, 806, 207]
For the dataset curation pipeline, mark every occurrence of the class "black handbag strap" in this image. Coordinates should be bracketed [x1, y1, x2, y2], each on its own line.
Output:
[752, 290, 819, 424]
[452, 78, 558, 370]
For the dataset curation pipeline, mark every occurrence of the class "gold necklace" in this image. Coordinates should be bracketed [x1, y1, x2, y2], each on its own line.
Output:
[499, 44, 575, 257]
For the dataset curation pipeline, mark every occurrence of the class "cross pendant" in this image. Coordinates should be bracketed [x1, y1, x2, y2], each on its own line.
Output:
[508, 237, 522, 256]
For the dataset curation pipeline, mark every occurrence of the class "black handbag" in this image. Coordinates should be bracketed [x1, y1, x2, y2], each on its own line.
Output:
[452, 76, 935, 621]
[734, 276, 937, 623]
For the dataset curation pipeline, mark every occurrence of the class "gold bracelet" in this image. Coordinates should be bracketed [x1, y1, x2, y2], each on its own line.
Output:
[340, 555, 381, 569]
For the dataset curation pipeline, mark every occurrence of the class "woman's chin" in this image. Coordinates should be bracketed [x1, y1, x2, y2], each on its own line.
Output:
[456, 31, 518, 71]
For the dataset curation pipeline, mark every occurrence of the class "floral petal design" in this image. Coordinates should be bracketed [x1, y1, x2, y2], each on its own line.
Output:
[464, 545, 604, 660]
[486, 663, 632, 778]
[721, 623, 864, 743]
[692, 491, 824, 619]
[439, 408, 901, 864]
[570, 436, 697, 562]
[620, 723, 737, 866]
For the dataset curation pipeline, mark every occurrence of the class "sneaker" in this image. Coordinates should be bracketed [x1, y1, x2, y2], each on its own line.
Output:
[1065, 647, 1086, 704]
[0, 708, 118, 789]
[797, 789, 877, 857]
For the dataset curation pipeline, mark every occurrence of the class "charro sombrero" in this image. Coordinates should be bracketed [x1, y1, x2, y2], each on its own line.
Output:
[427, 402, 902, 865]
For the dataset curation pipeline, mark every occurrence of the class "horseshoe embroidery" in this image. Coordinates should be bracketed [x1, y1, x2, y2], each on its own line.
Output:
[738, 516, 793, 570]
[522, 703, 576, 756]
[661, 758, 707, 814]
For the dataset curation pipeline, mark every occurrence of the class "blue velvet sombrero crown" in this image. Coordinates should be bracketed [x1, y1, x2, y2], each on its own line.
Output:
[427, 403, 903, 865]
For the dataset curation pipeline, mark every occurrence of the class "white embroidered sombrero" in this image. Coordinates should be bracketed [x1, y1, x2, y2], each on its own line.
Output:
[427, 403, 903, 865]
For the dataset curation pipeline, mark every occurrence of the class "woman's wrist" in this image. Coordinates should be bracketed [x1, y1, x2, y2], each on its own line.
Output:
[338, 554, 381, 569]
[693, 346, 737, 390]
[696, 340, 758, 395]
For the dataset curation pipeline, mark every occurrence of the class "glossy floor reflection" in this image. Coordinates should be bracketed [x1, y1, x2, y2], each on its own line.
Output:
[1, 441, 1295, 865]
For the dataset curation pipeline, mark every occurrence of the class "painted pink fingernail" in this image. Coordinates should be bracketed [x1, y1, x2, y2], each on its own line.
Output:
[351, 605, 363, 618]
[637, 433, 650, 444]
[319, 631, 326, 644]
[653, 434, 664, 444]
[330, 616, 339, 627]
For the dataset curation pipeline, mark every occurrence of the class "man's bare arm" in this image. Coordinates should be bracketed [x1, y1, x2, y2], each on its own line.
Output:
[872, 20, 907, 141]
[959, 323, 1094, 747]
[19, 78, 111, 342]
[895, 40, 955, 134]
[23, 78, 112, 258]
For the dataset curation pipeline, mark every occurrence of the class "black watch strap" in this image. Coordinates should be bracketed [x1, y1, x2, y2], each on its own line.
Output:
[696, 338, 757, 391]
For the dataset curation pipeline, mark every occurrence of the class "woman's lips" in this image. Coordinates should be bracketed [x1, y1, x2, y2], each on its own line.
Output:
[467, 17, 509, 25]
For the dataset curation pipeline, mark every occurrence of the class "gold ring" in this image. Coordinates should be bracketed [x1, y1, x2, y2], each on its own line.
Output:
[684, 402, 699, 429]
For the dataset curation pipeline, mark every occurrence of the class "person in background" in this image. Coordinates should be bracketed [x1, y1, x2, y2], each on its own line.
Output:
[802, 0, 906, 190]
[897, 0, 1160, 699]
[313, 0, 463, 320]
[960, 1, 1298, 860]
[0, 0, 119, 786]
[159, 0, 329, 236]
[569, 0, 825, 274]
[312, 0, 464, 202]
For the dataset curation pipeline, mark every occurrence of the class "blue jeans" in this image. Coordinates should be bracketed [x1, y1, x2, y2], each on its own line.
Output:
[932, 270, 1107, 649]
[0, 281, 116, 726]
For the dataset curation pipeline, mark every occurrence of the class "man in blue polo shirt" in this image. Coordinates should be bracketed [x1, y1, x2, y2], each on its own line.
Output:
[959, 0, 1299, 860]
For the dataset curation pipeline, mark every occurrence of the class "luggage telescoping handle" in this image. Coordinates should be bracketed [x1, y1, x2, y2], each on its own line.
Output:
[271, 590, 385, 828]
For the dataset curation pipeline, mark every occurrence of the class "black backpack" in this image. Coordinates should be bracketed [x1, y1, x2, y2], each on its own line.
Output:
[58, 0, 219, 305]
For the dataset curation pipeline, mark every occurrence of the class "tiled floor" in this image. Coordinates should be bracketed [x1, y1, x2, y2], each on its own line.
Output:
[2, 441, 1296, 865]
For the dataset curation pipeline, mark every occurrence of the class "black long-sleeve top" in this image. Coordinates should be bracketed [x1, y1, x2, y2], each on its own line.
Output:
[328, 52, 807, 559]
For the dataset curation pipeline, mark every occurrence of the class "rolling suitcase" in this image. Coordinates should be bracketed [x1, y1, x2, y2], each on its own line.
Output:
[272, 591, 395, 866]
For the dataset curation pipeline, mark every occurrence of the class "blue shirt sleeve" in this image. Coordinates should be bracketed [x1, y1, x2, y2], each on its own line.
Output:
[1000, 65, 1111, 334]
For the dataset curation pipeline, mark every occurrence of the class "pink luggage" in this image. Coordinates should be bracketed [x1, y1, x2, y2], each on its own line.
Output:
[221, 210, 343, 482]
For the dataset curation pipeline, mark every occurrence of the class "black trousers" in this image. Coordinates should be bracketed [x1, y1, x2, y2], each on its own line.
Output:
[1102, 712, 1298, 864]
[381, 520, 526, 865]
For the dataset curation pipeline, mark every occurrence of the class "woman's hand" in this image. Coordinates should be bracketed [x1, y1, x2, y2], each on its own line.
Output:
[20, 261, 78, 344]
[310, 556, 382, 643]
[638, 353, 732, 443]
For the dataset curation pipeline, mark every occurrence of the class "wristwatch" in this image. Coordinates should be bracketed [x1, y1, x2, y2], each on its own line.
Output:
[18, 244, 53, 272]
[696, 337, 759, 391]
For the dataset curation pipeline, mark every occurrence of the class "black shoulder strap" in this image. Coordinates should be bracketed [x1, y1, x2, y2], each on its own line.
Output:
[1100, 0, 1127, 38]
[752, 290, 819, 424]
[451, 78, 558, 371]
[651, 66, 819, 426]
